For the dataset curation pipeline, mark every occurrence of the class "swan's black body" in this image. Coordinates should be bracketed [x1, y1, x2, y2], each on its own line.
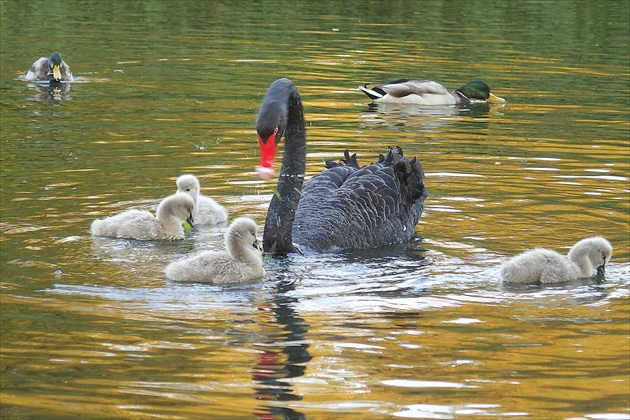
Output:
[257, 78, 427, 254]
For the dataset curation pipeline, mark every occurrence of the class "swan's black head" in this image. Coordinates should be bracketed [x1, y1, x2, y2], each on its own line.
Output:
[48, 52, 63, 81]
[255, 79, 291, 179]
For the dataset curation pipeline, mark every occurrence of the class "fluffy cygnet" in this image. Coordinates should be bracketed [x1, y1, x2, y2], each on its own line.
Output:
[500, 237, 613, 284]
[176, 174, 227, 225]
[165, 217, 265, 284]
[91, 193, 195, 240]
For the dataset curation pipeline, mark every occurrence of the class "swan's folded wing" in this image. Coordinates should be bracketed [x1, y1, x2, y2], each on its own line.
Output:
[196, 194, 228, 225]
[166, 251, 235, 283]
[313, 165, 355, 187]
[294, 164, 417, 252]
[91, 209, 155, 238]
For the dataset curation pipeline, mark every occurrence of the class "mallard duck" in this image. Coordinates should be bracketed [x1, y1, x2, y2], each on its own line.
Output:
[25, 52, 73, 82]
[359, 79, 505, 105]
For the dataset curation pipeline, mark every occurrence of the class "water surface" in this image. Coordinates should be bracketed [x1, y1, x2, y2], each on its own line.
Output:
[1, 0, 629, 418]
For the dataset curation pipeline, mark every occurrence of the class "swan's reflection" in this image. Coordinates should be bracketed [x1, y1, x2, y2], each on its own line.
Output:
[253, 276, 311, 419]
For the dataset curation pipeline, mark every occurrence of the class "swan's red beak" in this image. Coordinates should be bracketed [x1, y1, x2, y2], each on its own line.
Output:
[256, 131, 278, 180]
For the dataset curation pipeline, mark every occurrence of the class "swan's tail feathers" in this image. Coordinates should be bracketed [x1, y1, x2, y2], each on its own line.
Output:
[325, 149, 360, 169]
[407, 157, 426, 202]
[343, 149, 360, 168]
[325, 146, 426, 203]
[409, 157, 424, 177]
[358, 84, 384, 100]
[383, 146, 426, 203]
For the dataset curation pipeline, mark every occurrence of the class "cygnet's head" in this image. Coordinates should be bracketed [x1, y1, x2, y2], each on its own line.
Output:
[568, 236, 613, 275]
[176, 174, 201, 202]
[157, 193, 195, 227]
[225, 217, 260, 258]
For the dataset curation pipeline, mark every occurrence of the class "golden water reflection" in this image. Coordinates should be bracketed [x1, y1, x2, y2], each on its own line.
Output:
[1, 0, 629, 418]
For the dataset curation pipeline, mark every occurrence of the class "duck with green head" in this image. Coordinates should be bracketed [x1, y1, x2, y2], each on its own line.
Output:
[25, 52, 73, 82]
[359, 79, 505, 105]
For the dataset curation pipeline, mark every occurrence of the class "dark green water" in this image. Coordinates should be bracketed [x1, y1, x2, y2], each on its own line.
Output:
[1, 0, 628, 418]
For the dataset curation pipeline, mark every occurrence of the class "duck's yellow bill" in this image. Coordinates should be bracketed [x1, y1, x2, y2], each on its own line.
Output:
[488, 92, 506, 103]
[52, 65, 62, 81]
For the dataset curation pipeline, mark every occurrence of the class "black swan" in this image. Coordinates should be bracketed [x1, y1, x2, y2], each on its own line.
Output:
[255, 78, 428, 254]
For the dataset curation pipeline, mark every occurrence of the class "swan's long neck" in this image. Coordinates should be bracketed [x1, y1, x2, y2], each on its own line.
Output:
[226, 233, 259, 265]
[158, 212, 184, 237]
[568, 245, 595, 277]
[261, 79, 306, 254]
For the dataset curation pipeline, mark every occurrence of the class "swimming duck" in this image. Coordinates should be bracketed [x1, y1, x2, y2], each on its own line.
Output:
[165, 217, 265, 284]
[25, 52, 73, 82]
[91, 193, 195, 241]
[500, 237, 613, 284]
[359, 79, 505, 105]
[176, 174, 228, 225]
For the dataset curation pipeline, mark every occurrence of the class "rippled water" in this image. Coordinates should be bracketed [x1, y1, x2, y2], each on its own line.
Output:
[1, 0, 629, 418]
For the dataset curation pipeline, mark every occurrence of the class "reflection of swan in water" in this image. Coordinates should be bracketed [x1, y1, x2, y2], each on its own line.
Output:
[252, 276, 311, 419]
[91, 193, 195, 241]
[500, 237, 613, 284]
[165, 217, 264, 284]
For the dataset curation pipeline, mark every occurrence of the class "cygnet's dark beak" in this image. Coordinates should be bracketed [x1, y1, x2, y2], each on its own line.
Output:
[186, 214, 195, 228]
[254, 238, 262, 253]
[596, 264, 606, 276]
